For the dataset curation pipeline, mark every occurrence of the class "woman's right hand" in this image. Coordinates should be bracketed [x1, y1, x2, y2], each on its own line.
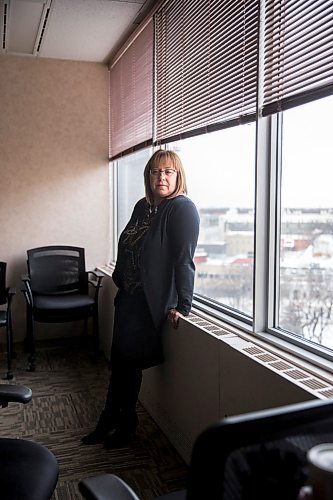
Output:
[167, 308, 181, 329]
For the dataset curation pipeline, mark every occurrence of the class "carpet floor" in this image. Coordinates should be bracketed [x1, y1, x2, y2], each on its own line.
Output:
[0, 337, 188, 499]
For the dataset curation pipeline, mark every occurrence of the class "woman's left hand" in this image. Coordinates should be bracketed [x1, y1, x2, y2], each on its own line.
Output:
[167, 308, 181, 329]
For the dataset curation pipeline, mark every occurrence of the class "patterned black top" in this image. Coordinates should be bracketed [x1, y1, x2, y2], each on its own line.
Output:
[119, 204, 157, 294]
[113, 196, 200, 328]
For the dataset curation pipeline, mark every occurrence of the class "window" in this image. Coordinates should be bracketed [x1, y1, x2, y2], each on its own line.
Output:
[276, 95, 333, 350]
[110, 0, 333, 363]
[115, 149, 150, 237]
[168, 123, 256, 318]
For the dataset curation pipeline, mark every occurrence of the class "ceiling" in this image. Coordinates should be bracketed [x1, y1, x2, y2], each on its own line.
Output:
[0, 0, 155, 64]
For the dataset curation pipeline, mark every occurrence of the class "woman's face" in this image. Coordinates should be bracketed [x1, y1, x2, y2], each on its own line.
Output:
[149, 159, 178, 204]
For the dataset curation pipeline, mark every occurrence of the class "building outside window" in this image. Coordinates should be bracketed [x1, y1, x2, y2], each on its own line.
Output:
[168, 123, 256, 318]
[277, 95, 333, 350]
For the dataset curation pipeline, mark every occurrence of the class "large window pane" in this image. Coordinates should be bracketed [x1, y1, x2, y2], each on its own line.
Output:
[278, 96, 333, 349]
[169, 124, 256, 317]
[116, 149, 150, 236]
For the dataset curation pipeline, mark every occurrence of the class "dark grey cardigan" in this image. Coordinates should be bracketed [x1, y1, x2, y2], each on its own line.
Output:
[112, 195, 200, 328]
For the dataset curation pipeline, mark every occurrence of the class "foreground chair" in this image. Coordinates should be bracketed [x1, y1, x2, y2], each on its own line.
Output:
[0, 383, 58, 499]
[22, 245, 104, 371]
[0, 262, 15, 379]
[79, 397, 333, 499]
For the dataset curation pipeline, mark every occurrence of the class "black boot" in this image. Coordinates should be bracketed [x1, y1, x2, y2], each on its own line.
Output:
[81, 410, 117, 445]
[104, 412, 139, 449]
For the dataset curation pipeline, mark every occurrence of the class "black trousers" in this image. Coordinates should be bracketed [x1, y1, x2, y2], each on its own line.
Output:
[100, 290, 163, 433]
[111, 290, 164, 369]
[101, 360, 142, 432]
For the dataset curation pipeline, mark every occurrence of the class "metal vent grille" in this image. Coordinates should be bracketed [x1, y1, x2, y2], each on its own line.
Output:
[189, 310, 333, 399]
[1, 0, 52, 56]
[36, 5, 50, 52]
[256, 353, 278, 363]
[301, 379, 329, 390]
[1, 1, 8, 50]
[319, 388, 333, 398]
[187, 313, 232, 336]
[269, 361, 293, 371]
[284, 369, 309, 380]
[243, 346, 264, 355]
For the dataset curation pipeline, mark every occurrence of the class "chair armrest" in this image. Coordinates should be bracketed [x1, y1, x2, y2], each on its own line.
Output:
[88, 270, 104, 287]
[79, 473, 140, 500]
[6, 287, 16, 308]
[88, 270, 105, 279]
[21, 275, 33, 307]
[0, 384, 32, 408]
[88, 271, 104, 302]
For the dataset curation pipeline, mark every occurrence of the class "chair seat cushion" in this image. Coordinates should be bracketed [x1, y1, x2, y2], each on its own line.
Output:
[0, 311, 7, 326]
[0, 438, 58, 499]
[34, 294, 95, 311]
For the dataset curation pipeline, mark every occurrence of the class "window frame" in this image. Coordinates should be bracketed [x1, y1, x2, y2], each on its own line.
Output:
[264, 106, 333, 365]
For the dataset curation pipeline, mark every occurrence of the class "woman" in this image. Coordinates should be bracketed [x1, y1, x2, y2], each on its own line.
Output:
[82, 149, 200, 448]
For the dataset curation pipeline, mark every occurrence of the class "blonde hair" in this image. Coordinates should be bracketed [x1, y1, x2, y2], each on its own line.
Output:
[144, 150, 188, 205]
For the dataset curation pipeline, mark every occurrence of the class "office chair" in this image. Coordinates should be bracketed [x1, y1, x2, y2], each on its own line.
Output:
[0, 383, 58, 499]
[79, 397, 333, 500]
[0, 262, 15, 380]
[22, 245, 104, 371]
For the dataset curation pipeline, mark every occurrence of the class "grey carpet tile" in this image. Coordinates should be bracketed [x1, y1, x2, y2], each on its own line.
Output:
[52, 481, 83, 500]
[0, 338, 188, 500]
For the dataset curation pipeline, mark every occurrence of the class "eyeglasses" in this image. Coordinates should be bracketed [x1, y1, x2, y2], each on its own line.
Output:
[150, 169, 177, 177]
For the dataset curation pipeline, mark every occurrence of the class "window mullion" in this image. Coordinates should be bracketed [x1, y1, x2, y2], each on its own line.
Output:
[267, 113, 282, 331]
[253, 115, 271, 333]
[253, 0, 270, 333]
[112, 160, 118, 262]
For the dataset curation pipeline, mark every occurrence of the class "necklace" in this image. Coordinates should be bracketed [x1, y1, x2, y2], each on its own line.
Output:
[149, 205, 158, 215]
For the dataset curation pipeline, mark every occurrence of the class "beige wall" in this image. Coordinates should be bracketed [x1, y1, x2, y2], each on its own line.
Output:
[0, 55, 110, 341]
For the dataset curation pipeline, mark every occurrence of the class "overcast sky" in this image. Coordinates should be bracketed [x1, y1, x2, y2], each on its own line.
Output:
[177, 95, 333, 210]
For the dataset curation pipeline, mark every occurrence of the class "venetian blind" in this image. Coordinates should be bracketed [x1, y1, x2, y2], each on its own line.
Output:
[109, 20, 153, 159]
[262, 0, 333, 116]
[155, 0, 260, 143]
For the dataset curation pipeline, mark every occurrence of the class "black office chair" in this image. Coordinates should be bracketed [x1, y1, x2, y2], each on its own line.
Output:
[22, 245, 104, 371]
[79, 397, 333, 500]
[0, 383, 58, 499]
[0, 262, 15, 380]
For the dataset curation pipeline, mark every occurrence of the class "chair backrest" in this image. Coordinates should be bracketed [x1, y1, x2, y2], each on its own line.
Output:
[0, 262, 7, 305]
[186, 398, 333, 500]
[27, 246, 87, 295]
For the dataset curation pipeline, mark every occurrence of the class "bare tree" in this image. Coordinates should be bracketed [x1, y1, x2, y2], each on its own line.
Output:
[281, 268, 333, 344]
